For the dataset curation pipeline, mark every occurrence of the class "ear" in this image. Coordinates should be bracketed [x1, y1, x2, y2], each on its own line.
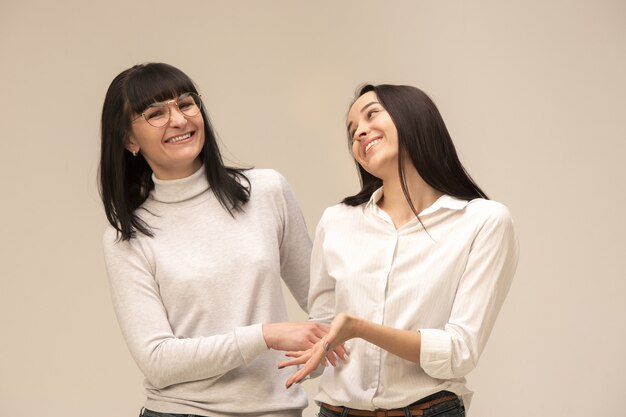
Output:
[125, 136, 140, 155]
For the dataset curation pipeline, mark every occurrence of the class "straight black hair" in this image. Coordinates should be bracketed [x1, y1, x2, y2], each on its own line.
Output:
[99, 63, 250, 241]
[343, 84, 487, 212]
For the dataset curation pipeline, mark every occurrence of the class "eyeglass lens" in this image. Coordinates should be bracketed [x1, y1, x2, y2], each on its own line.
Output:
[143, 93, 202, 127]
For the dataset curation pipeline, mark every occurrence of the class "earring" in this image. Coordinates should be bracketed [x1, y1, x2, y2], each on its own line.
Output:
[132, 150, 138, 157]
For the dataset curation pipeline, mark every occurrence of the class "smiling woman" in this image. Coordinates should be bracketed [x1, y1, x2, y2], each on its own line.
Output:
[281, 84, 519, 417]
[98, 63, 334, 417]
[127, 91, 205, 180]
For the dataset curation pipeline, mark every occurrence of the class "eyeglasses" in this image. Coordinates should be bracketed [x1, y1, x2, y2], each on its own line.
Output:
[132, 92, 202, 128]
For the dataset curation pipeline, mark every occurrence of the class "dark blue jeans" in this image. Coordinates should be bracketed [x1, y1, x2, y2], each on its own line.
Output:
[318, 391, 465, 417]
[140, 408, 209, 417]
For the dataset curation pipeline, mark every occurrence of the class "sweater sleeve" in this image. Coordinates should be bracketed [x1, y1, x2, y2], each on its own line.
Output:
[102, 227, 268, 389]
[419, 204, 519, 379]
[275, 173, 312, 313]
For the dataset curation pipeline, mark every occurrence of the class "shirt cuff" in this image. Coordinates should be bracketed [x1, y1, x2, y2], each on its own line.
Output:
[419, 328, 453, 379]
[234, 323, 268, 365]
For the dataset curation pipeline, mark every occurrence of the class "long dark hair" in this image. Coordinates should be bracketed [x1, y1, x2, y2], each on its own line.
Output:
[343, 84, 487, 211]
[99, 63, 250, 241]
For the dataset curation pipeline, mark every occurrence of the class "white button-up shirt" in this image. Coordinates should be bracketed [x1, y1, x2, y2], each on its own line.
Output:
[308, 188, 519, 410]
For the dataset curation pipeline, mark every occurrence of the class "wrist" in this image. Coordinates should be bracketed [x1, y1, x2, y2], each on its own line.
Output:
[261, 323, 273, 349]
[349, 315, 365, 339]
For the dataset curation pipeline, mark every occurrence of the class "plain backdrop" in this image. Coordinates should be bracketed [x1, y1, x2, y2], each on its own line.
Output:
[1, 1, 625, 416]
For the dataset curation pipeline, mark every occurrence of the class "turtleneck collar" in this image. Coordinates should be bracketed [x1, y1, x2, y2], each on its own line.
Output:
[150, 165, 209, 204]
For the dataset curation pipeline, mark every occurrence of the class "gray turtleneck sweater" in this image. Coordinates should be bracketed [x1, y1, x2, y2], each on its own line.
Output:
[102, 167, 311, 417]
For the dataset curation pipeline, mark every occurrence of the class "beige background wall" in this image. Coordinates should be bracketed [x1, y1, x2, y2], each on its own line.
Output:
[1, 1, 624, 416]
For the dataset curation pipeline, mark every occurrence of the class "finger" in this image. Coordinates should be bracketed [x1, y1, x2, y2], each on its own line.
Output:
[278, 357, 308, 369]
[312, 324, 333, 343]
[290, 363, 315, 386]
[332, 344, 349, 361]
[284, 350, 307, 358]
[286, 344, 326, 387]
[303, 351, 325, 374]
[285, 371, 300, 388]
[286, 363, 314, 388]
[325, 352, 337, 367]
[278, 353, 311, 369]
[317, 323, 330, 332]
[327, 350, 345, 367]
[312, 323, 329, 339]
[308, 334, 322, 345]
[297, 375, 311, 383]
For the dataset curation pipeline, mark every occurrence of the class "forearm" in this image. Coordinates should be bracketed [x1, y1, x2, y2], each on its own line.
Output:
[283, 313, 421, 388]
[342, 315, 421, 364]
[135, 325, 266, 389]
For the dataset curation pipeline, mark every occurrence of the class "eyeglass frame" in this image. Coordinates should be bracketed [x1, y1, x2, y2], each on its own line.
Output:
[131, 92, 203, 127]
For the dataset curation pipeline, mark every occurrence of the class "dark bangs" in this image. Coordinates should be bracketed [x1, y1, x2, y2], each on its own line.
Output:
[124, 63, 198, 115]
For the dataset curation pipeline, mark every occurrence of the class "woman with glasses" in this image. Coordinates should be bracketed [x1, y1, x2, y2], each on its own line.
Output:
[281, 85, 519, 417]
[99, 63, 330, 417]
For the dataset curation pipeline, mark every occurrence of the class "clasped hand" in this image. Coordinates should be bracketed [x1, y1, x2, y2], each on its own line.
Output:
[278, 313, 356, 388]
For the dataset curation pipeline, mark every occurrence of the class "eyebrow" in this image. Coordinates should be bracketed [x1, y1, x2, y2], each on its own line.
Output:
[347, 101, 381, 135]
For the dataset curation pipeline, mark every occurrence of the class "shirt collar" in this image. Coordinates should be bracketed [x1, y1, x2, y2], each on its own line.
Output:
[366, 187, 469, 216]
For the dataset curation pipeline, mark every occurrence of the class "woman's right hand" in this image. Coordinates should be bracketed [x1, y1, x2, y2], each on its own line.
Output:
[262, 322, 329, 352]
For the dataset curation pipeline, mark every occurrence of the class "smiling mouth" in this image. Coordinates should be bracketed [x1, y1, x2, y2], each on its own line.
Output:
[364, 138, 382, 156]
[165, 132, 193, 143]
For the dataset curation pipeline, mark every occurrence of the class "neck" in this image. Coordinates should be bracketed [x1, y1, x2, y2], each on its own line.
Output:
[378, 166, 443, 228]
[152, 158, 203, 180]
[151, 163, 209, 204]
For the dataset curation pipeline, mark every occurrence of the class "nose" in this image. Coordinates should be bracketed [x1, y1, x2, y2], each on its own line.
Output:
[353, 123, 369, 141]
[168, 105, 188, 127]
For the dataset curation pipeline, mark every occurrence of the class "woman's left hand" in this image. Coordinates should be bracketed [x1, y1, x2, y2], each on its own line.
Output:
[281, 313, 357, 388]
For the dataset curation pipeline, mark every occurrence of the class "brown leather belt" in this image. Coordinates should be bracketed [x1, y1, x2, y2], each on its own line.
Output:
[321, 395, 458, 417]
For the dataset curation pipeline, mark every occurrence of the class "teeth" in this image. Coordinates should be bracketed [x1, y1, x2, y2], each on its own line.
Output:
[365, 138, 382, 154]
[167, 133, 192, 143]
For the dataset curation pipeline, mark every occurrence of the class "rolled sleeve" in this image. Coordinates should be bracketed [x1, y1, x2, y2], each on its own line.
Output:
[419, 328, 454, 378]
